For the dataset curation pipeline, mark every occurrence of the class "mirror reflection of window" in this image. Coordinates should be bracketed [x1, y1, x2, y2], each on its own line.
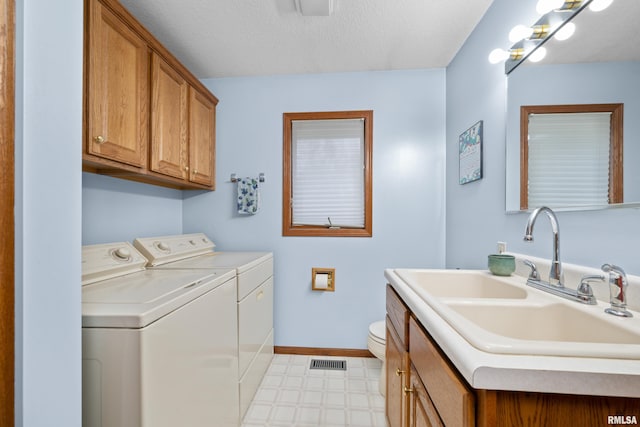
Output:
[504, 0, 640, 212]
[520, 104, 623, 210]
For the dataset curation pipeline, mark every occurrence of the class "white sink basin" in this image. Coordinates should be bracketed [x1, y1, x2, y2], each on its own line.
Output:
[450, 303, 640, 345]
[393, 268, 640, 359]
[443, 301, 640, 359]
[394, 269, 527, 299]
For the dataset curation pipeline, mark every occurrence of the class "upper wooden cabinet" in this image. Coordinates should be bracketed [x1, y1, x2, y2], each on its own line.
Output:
[150, 53, 188, 180]
[83, 0, 218, 190]
[86, 0, 148, 168]
[188, 88, 216, 187]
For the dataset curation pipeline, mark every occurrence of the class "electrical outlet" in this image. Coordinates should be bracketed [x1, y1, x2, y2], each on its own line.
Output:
[497, 241, 507, 254]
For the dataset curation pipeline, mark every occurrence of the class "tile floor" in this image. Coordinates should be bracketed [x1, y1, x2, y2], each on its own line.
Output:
[242, 354, 388, 427]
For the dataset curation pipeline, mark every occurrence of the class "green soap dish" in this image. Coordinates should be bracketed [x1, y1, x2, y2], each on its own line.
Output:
[488, 254, 516, 276]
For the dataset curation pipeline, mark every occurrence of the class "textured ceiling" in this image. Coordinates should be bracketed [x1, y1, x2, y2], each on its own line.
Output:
[118, 0, 494, 79]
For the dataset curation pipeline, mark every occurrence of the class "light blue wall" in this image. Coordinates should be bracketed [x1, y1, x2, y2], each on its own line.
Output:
[15, 0, 83, 426]
[446, 0, 640, 274]
[82, 173, 183, 244]
[183, 70, 447, 348]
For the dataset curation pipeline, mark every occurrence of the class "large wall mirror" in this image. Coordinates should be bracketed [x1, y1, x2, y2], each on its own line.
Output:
[505, 0, 640, 212]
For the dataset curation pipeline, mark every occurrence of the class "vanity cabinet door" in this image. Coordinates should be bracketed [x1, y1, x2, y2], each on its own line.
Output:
[150, 53, 188, 180]
[409, 316, 475, 427]
[408, 365, 443, 427]
[386, 318, 409, 427]
[386, 284, 409, 347]
[86, 0, 148, 168]
[188, 87, 216, 188]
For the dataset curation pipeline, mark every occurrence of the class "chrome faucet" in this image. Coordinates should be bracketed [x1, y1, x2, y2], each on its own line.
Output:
[601, 264, 633, 317]
[520, 207, 594, 304]
[523, 206, 564, 287]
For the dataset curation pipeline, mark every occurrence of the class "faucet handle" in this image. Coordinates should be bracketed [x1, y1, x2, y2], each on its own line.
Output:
[601, 264, 633, 318]
[576, 274, 604, 304]
[522, 259, 540, 280]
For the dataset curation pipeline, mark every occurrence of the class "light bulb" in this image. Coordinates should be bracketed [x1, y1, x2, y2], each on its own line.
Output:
[536, 0, 564, 14]
[528, 47, 547, 63]
[554, 22, 575, 41]
[589, 0, 613, 12]
[488, 48, 510, 64]
[509, 25, 534, 43]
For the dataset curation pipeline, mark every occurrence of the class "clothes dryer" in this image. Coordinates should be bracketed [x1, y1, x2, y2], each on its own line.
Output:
[82, 242, 239, 427]
[133, 233, 274, 418]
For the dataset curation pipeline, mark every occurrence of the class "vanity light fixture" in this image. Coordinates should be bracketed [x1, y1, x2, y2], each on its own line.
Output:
[509, 24, 550, 43]
[536, 0, 564, 15]
[489, 48, 525, 64]
[490, 0, 611, 73]
[537, 0, 583, 14]
[554, 22, 576, 40]
[589, 0, 614, 12]
[528, 46, 547, 62]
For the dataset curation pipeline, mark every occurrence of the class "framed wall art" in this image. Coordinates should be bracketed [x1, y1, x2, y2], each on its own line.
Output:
[459, 120, 483, 184]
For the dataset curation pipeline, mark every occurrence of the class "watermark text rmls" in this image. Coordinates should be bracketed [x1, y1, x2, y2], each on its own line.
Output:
[608, 415, 638, 425]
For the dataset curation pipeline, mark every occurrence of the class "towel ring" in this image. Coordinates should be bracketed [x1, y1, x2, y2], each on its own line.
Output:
[230, 173, 265, 183]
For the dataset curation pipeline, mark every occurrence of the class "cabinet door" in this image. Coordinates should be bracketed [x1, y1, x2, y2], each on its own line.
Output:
[150, 53, 188, 179]
[188, 87, 216, 187]
[87, 0, 148, 167]
[409, 366, 444, 427]
[386, 318, 409, 427]
[409, 317, 475, 427]
[386, 284, 410, 348]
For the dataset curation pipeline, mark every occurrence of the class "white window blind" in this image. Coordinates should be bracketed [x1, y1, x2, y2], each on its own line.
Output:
[527, 112, 611, 208]
[291, 118, 365, 228]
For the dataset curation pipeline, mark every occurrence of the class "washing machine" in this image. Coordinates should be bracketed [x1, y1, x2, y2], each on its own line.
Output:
[81, 241, 240, 427]
[133, 233, 274, 418]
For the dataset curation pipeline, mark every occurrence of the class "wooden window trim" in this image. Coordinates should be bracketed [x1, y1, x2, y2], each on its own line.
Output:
[283, 110, 373, 237]
[520, 103, 623, 210]
[1, 0, 15, 423]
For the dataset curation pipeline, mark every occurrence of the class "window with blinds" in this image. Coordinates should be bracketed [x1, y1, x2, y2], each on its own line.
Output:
[283, 111, 373, 237]
[520, 104, 623, 210]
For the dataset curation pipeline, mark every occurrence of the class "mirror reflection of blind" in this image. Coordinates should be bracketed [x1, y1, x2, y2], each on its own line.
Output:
[291, 118, 365, 228]
[528, 112, 611, 208]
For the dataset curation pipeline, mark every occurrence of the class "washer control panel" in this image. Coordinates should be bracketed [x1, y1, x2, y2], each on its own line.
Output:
[82, 242, 148, 286]
[133, 233, 215, 266]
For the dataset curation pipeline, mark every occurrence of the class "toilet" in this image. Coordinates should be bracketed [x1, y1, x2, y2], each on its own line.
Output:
[367, 320, 386, 396]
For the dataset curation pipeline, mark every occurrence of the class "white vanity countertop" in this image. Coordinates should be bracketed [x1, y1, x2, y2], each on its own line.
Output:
[385, 268, 640, 398]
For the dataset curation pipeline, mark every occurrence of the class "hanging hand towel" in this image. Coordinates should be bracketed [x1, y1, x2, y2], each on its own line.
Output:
[237, 177, 261, 215]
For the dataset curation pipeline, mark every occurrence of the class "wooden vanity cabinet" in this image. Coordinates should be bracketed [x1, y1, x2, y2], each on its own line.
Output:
[386, 285, 474, 426]
[386, 285, 410, 427]
[408, 365, 444, 427]
[409, 316, 475, 427]
[387, 283, 640, 427]
[386, 319, 409, 427]
[475, 390, 640, 427]
[83, 0, 218, 190]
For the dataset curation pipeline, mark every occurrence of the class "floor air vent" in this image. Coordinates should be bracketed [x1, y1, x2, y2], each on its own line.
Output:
[310, 359, 347, 371]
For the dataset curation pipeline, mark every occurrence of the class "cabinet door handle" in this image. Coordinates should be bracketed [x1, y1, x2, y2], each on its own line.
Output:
[94, 135, 105, 144]
[185, 166, 189, 172]
[396, 368, 405, 376]
[403, 386, 414, 394]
